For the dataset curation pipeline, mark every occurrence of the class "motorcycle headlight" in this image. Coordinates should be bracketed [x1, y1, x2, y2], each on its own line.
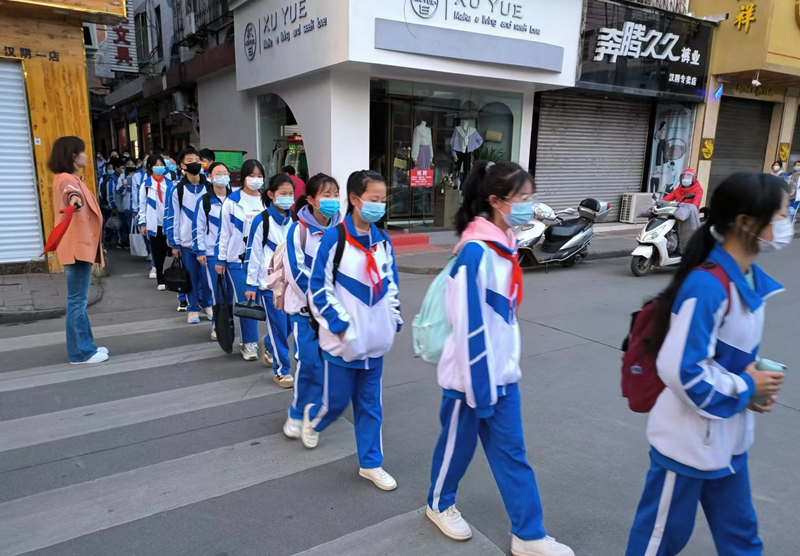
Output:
[643, 230, 659, 242]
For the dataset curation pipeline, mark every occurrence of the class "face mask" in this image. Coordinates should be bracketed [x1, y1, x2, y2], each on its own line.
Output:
[794, 166, 800, 173]
[681, 177, 693, 187]
[245, 177, 263, 191]
[358, 201, 386, 223]
[106, 169, 115, 176]
[212, 175, 230, 188]
[125, 167, 135, 174]
[274, 196, 294, 210]
[166, 161, 177, 172]
[184, 162, 202, 175]
[152, 166, 167, 177]
[756, 218, 794, 253]
[123, 153, 130, 158]
[501, 200, 534, 227]
[773, 166, 781, 173]
[317, 199, 340, 218]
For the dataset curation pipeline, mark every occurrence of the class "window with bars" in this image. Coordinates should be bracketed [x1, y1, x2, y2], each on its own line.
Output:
[135, 12, 150, 65]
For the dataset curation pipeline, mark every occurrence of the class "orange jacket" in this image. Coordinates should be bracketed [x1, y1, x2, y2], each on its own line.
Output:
[52, 173, 105, 266]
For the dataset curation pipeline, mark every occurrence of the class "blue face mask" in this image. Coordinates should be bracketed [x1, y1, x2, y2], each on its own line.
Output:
[165, 161, 177, 172]
[317, 198, 340, 218]
[152, 166, 167, 177]
[106, 169, 115, 176]
[358, 201, 386, 223]
[501, 201, 533, 228]
[274, 196, 294, 210]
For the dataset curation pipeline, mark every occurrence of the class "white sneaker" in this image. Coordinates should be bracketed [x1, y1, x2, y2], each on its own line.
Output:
[283, 416, 302, 439]
[359, 467, 397, 491]
[426, 505, 472, 541]
[241, 342, 258, 361]
[205, 307, 213, 321]
[274, 374, 294, 388]
[187, 312, 201, 324]
[210, 330, 217, 341]
[157, 284, 166, 291]
[96, 347, 109, 354]
[261, 338, 274, 367]
[70, 351, 110, 365]
[148, 267, 157, 279]
[301, 403, 319, 449]
[511, 535, 575, 556]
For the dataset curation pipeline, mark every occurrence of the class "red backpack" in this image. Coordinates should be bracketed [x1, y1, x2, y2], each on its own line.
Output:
[621, 262, 731, 413]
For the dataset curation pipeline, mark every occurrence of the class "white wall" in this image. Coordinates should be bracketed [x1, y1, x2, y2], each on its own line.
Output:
[197, 68, 258, 157]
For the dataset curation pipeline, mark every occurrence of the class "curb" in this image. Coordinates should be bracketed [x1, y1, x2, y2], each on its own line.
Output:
[0, 276, 104, 325]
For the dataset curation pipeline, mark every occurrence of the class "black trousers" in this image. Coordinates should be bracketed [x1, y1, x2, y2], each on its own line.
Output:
[150, 226, 169, 285]
[454, 151, 472, 186]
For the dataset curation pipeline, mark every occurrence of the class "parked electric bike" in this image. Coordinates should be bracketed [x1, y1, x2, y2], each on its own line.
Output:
[630, 193, 698, 277]
[514, 198, 611, 268]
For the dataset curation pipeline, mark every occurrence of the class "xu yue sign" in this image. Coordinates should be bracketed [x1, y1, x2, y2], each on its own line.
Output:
[579, 0, 712, 101]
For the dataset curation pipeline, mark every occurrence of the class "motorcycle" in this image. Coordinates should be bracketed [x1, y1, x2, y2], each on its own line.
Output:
[630, 192, 699, 277]
[514, 198, 611, 268]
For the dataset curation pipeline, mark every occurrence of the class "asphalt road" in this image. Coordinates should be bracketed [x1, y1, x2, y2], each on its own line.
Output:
[0, 244, 797, 556]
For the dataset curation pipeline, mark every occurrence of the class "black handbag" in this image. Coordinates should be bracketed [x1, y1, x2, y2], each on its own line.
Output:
[233, 298, 267, 321]
[213, 275, 235, 354]
[163, 255, 192, 294]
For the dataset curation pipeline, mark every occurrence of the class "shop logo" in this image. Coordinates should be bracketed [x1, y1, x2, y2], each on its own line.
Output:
[410, 0, 439, 19]
[780, 143, 790, 162]
[701, 138, 714, 160]
[244, 22, 257, 61]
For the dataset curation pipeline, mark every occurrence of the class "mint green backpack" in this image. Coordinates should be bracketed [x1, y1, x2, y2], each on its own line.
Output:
[412, 241, 490, 365]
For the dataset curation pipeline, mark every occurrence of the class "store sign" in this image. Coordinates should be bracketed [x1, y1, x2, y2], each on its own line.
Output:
[730, 83, 786, 102]
[647, 104, 693, 193]
[242, 0, 329, 59]
[627, 0, 690, 14]
[410, 169, 434, 187]
[700, 138, 714, 160]
[579, 0, 712, 100]
[1, 46, 60, 62]
[407, 0, 542, 35]
[734, 2, 756, 33]
[411, 0, 439, 18]
[108, 0, 138, 72]
[779, 143, 790, 162]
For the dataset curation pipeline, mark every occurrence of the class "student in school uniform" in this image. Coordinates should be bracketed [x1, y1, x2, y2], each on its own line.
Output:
[101, 158, 123, 245]
[114, 158, 137, 249]
[425, 161, 575, 556]
[164, 147, 212, 325]
[244, 173, 296, 388]
[624, 173, 788, 556]
[215, 159, 267, 361]
[301, 170, 402, 492]
[192, 161, 233, 342]
[137, 155, 173, 290]
[278, 173, 342, 437]
[130, 158, 154, 279]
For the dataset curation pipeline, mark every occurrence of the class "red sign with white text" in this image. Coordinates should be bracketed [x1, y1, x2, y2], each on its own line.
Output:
[410, 169, 434, 187]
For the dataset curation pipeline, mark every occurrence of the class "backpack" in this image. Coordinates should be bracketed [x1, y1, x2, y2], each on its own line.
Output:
[266, 223, 308, 311]
[621, 262, 731, 413]
[412, 241, 492, 365]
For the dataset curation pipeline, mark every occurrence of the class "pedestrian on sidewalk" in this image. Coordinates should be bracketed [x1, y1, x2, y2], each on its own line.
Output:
[100, 158, 121, 246]
[625, 173, 789, 556]
[424, 161, 574, 556]
[129, 156, 154, 278]
[192, 161, 233, 341]
[280, 173, 342, 437]
[114, 158, 136, 249]
[244, 173, 296, 386]
[302, 170, 402, 492]
[215, 159, 267, 361]
[48, 136, 109, 365]
[284, 165, 306, 199]
[138, 154, 173, 291]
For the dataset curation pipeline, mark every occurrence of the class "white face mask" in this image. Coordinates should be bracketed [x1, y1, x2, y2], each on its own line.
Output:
[773, 166, 781, 173]
[681, 177, 693, 187]
[244, 176, 263, 191]
[756, 218, 794, 253]
[212, 175, 230, 188]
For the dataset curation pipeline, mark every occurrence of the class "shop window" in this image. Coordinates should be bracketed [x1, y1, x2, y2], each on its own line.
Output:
[258, 94, 307, 182]
[135, 12, 150, 64]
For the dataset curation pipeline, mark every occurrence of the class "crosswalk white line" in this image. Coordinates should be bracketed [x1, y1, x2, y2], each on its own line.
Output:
[0, 317, 187, 353]
[0, 373, 284, 452]
[0, 420, 357, 556]
[292, 507, 505, 556]
[0, 343, 222, 393]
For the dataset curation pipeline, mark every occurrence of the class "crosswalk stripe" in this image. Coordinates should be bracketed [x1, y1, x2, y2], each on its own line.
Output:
[0, 420, 356, 556]
[0, 317, 187, 353]
[0, 343, 222, 393]
[291, 507, 505, 555]
[0, 373, 283, 452]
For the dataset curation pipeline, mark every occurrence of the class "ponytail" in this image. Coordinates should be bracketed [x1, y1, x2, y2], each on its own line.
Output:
[454, 161, 532, 235]
[293, 195, 309, 219]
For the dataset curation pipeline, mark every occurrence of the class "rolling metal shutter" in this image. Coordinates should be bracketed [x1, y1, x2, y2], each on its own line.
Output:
[534, 91, 652, 221]
[0, 60, 43, 263]
[708, 97, 773, 194]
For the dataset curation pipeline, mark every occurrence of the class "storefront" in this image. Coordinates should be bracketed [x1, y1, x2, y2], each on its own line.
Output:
[0, 0, 124, 272]
[231, 0, 583, 229]
[532, 0, 713, 221]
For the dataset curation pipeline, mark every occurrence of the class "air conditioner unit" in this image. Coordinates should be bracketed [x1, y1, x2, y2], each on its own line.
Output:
[183, 12, 197, 36]
[620, 193, 653, 224]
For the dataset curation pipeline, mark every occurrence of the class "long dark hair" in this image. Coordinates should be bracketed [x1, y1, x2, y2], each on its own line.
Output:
[346, 170, 386, 214]
[294, 173, 339, 218]
[146, 154, 166, 174]
[455, 161, 533, 235]
[647, 172, 786, 354]
[240, 159, 265, 188]
[261, 173, 293, 207]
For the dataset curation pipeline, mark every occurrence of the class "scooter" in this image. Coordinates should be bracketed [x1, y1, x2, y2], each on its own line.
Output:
[514, 198, 611, 268]
[630, 193, 697, 277]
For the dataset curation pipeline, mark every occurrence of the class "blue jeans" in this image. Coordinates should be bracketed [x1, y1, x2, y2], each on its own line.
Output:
[64, 261, 98, 362]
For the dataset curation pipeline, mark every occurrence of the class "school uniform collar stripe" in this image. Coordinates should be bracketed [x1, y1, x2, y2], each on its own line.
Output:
[707, 244, 782, 312]
[344, 215, 382, 248]
[268, 203, 291, 226]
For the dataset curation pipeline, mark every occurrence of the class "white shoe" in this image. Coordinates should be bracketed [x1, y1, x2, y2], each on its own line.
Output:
[511, 535, 575, 556]
[148, 267, 157, 279]
[301, 403, 319, 449]
[359, 467, 397, 491]
[187, 312, 201, 324]
[261, 338, 274, 367]
[210, 330, 217, 341]
[157, 284, 166, 291]
[283, 416, 301, 439]
[426, 505, 472, 542]
[273, 373, 294, 388]
[241, 342, 258, 361]
[70, 351, 110, 365]
[96, 347, 109, 354]
[205, 307, 213, 321]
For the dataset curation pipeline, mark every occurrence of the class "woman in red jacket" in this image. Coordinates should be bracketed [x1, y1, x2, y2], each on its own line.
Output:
[664, 169, 703, 208]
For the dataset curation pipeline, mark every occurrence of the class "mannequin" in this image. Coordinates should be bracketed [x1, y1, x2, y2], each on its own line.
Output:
[412, 121, 434, 170]
[451, 119, 483, 185]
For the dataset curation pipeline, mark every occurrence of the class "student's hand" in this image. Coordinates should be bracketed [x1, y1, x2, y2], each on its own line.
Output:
[748, 395, 777, 414]
[245, 291, 256, 302]
[197, 255, 207, 266]
[215, 265, 226, 275]
[172, 248, 181, 258]
[140, 226, 147, 236]
[745, 363, 784, 397]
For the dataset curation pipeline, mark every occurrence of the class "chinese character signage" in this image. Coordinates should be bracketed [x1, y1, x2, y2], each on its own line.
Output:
[580, 0, 712, 101]
[410, 169, 434, 187]
[101, 0, 138, 73]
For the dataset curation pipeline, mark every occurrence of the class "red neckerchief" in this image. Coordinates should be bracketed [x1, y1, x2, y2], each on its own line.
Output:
[484, 242, 524, 308]
[342, 225, 384, 296]
[153, 174, 164, 203]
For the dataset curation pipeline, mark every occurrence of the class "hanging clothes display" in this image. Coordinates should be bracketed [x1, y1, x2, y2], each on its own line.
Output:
[412, 121, 433, 170]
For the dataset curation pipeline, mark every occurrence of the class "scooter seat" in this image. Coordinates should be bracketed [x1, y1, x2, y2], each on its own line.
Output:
[545, 218, 590, 240]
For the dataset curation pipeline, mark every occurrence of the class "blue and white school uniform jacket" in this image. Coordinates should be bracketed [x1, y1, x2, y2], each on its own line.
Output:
[104, 174, 119, 209]
[245, 204, 292, 293]
[283, 217, 335, 316]
[309, 215, 402, 368]
[215, 189, 263, 268]
[114, 174, 132, 212]
[437, 241, 521, 418]
[164, 177, 208, 249]
[648, 244, 783, 477]
[130, 169, 146, 214]
[191, 192, 227, 257]
[137, 175, 173, 236]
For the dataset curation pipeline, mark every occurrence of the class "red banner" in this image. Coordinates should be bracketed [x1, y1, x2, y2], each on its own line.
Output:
[410, 169, 434, 187]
